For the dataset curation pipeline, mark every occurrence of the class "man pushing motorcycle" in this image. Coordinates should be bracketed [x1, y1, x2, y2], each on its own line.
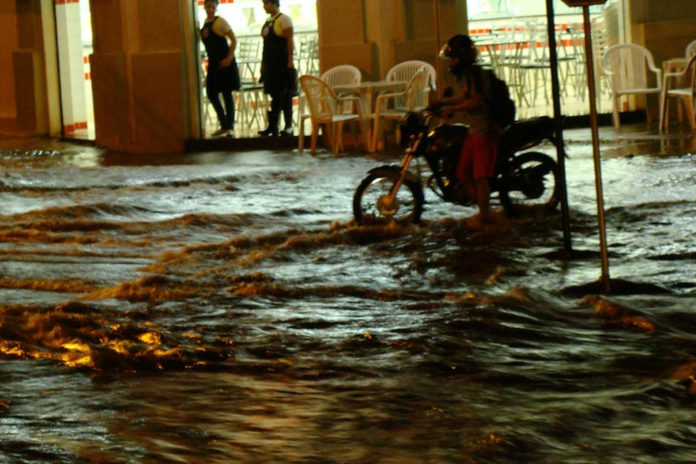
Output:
[353, 35, 559, 227]
[428, 34, 502, 228]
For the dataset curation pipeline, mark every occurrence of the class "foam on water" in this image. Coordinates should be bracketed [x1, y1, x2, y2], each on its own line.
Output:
[1, 144, 696, 462]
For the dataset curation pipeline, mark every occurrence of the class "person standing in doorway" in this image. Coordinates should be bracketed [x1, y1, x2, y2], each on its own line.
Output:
[200, 0, 241, 137]
[258, 0, 295, 137]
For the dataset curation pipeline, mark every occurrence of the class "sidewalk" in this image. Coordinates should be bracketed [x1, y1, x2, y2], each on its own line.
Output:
[563, 121, 696, 158]
[1, 120, 694, 161]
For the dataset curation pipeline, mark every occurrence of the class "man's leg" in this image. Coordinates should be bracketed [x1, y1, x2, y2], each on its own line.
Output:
[474, 178, 491, 223]
[280, 89, 293, 136]
[206, 73, 228, 135]
[259, 92, 280, 136]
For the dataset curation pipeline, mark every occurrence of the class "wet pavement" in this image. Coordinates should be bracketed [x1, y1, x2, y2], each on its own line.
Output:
[3, 119, 695, 160]
[1, 120, 696, 463]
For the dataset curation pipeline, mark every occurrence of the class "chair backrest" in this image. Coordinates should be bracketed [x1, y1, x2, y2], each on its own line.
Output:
[386, 60, 437, 91]
[688, 54, 696, 91]
[237, 39, 260, 60]
[404, 67, 429, 111]
[237, 39, 261, 81]
[299, 75, 338, 122]
[679, 54, 696, 96]
[686, 39, 696, 58]
[321, 65, 362, 87]
[298, 34, 319, 75]
[602, 43, 660, 92]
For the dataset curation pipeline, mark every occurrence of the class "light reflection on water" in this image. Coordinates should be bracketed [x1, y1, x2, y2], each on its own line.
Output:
[1, 138, 696, 463]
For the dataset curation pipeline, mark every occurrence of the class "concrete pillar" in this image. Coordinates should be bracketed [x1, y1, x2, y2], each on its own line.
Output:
[316, 0, 375, 78]
[89, 0, 191, 153]
[317, 0, 466, 81]
[627, 0, 696, 65]
[1, 0, 49, 135]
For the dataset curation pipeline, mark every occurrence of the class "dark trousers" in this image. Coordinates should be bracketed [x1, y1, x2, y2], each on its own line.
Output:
[269, 88, 293, 130]
[206, 71, 235, 130]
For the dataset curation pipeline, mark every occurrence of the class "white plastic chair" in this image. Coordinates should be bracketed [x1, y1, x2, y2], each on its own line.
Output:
[321, 64, 362, 113]
[298, 74, 364, 154]
[321, 64, 362, 87]
[370, 67, 428, 152]
[660, 54, 696, 132]
[602, 44, 662, 130]
[298, 65, 362, 144]
[686, 39, 696, 59]
[235, 38, 265, 129]
[386, 60, 436, 104]
[387, 60, 436, 86]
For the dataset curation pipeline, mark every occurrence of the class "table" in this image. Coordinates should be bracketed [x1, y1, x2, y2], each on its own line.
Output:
[237, 81, 268, 129]
[333, 80, 408, 116]
[478, 39, 526, 76]
[237, 58, 261, 82]
[332, 80, 407, 149]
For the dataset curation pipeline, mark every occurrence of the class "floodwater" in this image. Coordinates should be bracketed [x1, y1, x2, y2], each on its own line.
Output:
[1, 130, 696, 463]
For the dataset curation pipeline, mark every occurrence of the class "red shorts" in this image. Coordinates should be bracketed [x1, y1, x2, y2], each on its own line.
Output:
[456, 133, 499, 180]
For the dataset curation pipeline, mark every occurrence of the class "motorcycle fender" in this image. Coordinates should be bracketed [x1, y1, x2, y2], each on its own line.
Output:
[367, 165, 420, 185]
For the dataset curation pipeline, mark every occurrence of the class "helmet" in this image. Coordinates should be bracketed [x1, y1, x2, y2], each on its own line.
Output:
[440, 34, 477, 75]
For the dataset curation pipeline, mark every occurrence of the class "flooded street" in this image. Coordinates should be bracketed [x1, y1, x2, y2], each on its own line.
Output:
[1, 129, 696, 463]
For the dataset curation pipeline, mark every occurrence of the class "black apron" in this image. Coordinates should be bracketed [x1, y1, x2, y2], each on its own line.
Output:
[261, 14, 290, 95]
[201, 17, 240, 91]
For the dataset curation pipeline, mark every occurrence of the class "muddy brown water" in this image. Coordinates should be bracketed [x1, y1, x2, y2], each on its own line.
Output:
[1, 131, 695, 463]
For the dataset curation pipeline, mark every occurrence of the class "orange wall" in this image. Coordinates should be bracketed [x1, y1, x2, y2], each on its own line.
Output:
[0, 2, 18, 122]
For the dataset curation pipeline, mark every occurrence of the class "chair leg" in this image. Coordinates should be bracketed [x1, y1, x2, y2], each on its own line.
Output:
[660, 94, 668, 133]
[612, 96, 621, 130]
[298, 117, 305, 151]
[677, 98, 684, 125]
[310, 123, 319, 154]
[333, 122, 343, 154]
[684, 96, 696, 130]
[645, 95, 653, 125]
[371, 118, 380, 153]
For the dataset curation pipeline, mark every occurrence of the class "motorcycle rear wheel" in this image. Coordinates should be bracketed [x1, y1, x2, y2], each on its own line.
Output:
[353, 171, 424, 225]
[498, 151, 560, 217]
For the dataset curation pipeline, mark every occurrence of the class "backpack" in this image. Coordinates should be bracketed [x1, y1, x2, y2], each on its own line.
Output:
[480, 68, 516, 129]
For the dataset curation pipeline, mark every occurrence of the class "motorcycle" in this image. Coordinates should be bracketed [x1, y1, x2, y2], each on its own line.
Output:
[353, 109, 563, 225]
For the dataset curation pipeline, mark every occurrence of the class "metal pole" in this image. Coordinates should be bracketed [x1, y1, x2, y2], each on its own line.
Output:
[545, 0, 573, 252]
[433, 0, 442, 99]
[582, 6, 611, 293]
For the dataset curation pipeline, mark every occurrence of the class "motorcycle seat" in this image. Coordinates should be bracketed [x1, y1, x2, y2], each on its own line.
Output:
[498, 116, 555, 160]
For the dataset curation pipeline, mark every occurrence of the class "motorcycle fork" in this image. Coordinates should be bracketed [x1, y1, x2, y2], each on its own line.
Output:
[386, 149, 416, 201]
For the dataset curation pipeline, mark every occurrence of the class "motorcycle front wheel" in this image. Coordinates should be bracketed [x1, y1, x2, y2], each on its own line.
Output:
[498, 151, 560, 217]
[353, 171, 424, 225]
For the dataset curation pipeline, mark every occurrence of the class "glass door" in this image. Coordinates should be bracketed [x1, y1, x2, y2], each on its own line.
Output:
[193, 0, 317, 138]
[54, 0, 94, 140]
[465, 0, 620, 118]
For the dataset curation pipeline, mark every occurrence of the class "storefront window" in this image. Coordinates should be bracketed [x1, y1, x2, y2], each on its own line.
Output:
[466, 0, 616, 118]
[194, 0, 317, 37]
[194, 0, 317, 138]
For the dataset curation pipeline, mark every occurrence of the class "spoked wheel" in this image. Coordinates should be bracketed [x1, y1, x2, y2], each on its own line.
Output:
[499, 151, 560, 217]
[353, 170, 424, 225]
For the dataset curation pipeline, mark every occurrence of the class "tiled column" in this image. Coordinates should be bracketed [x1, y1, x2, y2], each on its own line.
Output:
[5, 0, 50, 135]
[89, 0, 189, 154]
